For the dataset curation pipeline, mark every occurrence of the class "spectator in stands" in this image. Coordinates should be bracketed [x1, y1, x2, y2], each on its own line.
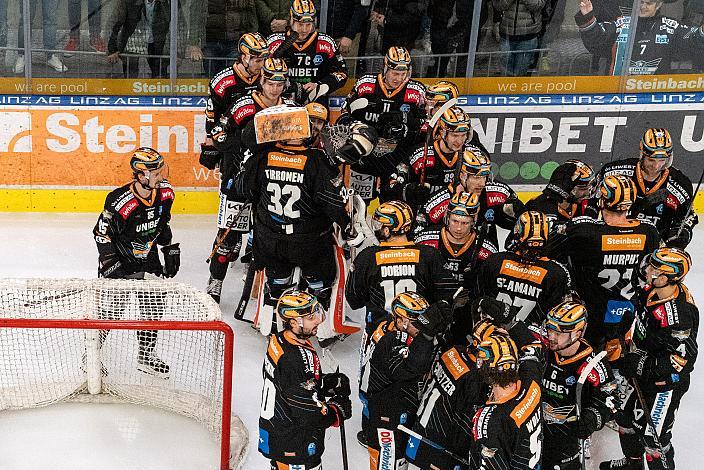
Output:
[430, 0, 489, 76]
[493, 0, 546, 76]
[684, 0, 704, 27]
[0, 0, 6, 57]
[15, 0, 68, 73]
[326, 0, 369, 55]
[187, 0, 258, 77]
[255, 0, 290, 36]
[65, 0, 107, 54]
[107, 0, 184, 78]
[370, 0, 423, 52]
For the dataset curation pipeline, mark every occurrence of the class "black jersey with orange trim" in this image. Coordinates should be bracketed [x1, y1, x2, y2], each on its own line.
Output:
[478, 251, 572, 327]
[342, 73, 425, 138]
[258, 330, 337, 466]
[234, 142, 349, 241]
[93, 181, 175, 275]
[632, 283, 699, 391]
[205, 64, 260, 133]
[408, 140, 462, 194]
[600, 158, 696, 248]
[470, 354, 544, 470]
[525, 193, 594, 226]
[267, 31, 348, 95]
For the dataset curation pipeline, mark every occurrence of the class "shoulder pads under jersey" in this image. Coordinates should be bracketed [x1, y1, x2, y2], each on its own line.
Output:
[210, 67, 237, 97]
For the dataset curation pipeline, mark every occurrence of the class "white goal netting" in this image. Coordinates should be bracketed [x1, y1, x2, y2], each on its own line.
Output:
[0, 278, 248, 470]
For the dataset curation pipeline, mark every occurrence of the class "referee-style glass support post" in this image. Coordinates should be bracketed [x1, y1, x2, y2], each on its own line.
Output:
[169, 0, 179, 82]
[464, 0, 484, 79]
[320, 0, 329, 34]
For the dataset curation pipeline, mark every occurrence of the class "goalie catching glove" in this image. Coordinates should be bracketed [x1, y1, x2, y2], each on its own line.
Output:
[335, 122, 378, 164]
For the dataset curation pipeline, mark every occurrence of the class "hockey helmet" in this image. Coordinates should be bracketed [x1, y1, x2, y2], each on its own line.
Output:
[290, 0, 317, 23]
[471, 319, 497, 349]
[545, 159, 595, 202]
[261, 58, 289, 81]
[446, 192, 480, 220]
[391, 291, 429, 321]
[459, 147, 491, 177]
[640, 128, 673, 164]
[599, 174, 637, 211]
[565, 159, 594, 186]
[306, 102, 329, 122]
[238, 32, 269, 58]
[384, 46, 412, 72]
[647, 247, 691, 283]
[372, 200, 414, 235]
[276, 289, 325, 320]
[513, 211, 549, 250]
[426, 81, 459, 104]
[476, 333, 519, 371]
[130, 147, 164, 173]
[545, 301, 588, 333]
[438, 106, 471, 134]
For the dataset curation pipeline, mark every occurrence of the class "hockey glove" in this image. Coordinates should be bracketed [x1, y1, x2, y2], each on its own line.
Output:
[98, 252, 127, 279]
[415, 300, 453, 338]
[321, 371, 351, 398]
[161, 243, 181, 278]
[403, 182, 431, 207]
[620, 349, 649, 380]
[471, 295, 516, 326]
[199, 143, 221, 170]
[327, 394, 352, 427]
[574, 408, 602, 439]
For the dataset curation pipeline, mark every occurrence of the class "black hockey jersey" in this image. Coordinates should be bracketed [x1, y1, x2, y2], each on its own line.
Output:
[525, 193, 594, 226]
[632, 283, 699, 392]
[268, 31, 348, 102]
[470, 354, 544, 470]
[342, 73, 425, 139]
[600, 158, 697, 248]
[553, 216, 660, 345]
[408, 140, 462, 194]
[477, 251, 572, 326]
[406, 346, 486, 470]
[258, 330, 337, 466]
[234, 142, 349, 242]
[94, 181, 174, 277]
[346, 240, 452, 327]
[205, 64, 260, 133]
[542, 339, 616, 465]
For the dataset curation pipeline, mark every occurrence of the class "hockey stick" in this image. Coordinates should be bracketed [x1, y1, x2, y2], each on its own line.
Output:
[205, 203, 249, 263]
[271, 30, 300, 59]
[674, 166, 704, 240]
[419, 97, 458, 185]
[630, 378, 670, 469]
[233, 261, 257, 323]
[575, 350, 607, 470]
[397, 424, 470, 466]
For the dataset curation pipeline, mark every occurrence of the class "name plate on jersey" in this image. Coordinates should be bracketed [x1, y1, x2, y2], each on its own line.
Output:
[254, 105, 310, 143]
[349, 170, 375, 200]
[217, 195, 251, 232]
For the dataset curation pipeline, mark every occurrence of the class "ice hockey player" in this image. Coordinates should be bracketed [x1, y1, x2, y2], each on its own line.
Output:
[233, 111, 352, 329]
[526, 159, 596, 227]
[201, 32, 270, 170]
[339, 46, 425, 146]
[206, 57, 292, 303]
[542, 300, 617, 470]
[477, 210, 572, 326]
[361, 291, 453, 470]
[258, 289, 352, 470]
[599, 128, 697, 249]
[601, 247, 698, 470]
[93, 147, 180, 378]
[305, 101, 329, 149]
[470, 331, 544, 469]
[267, 0, 348, 104]
[419, 146, 526, 249]
[550, 174, 660, 355]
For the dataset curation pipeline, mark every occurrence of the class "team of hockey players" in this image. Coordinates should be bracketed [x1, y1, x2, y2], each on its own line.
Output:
[92, 0, 700, 466]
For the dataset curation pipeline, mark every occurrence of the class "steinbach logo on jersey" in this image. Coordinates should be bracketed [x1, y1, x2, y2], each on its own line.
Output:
[375, 249, 420, 265]
[267, 153, 307, 170]
[600, 234, 646, 251]
[499, 259, 548, 284]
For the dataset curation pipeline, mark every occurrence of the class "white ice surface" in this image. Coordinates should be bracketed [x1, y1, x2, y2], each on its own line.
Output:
[0, 213, 701, 470]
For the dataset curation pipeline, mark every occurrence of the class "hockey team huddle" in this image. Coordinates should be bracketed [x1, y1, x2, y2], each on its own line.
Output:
[90, 0, 700, 469]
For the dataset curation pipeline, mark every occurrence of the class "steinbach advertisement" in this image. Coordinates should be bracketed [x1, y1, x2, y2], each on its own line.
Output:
[0, 93, 703, 190]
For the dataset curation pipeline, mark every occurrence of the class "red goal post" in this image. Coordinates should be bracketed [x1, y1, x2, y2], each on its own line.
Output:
[0, 278, 247, 470]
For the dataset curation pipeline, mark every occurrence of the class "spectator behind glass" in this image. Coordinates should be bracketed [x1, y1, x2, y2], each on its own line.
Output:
[65, 0, 107, 54]
[15, 0, 68, 74]
[326, 0, 369, 55]
[369, 0, 423, 52]
[187, 0, 258, 77]
[255, 0, 290, 36]
[107, 0, 184, 78]
[493, 0, 546, 76]
[575, 0, 704, 75]
[430, 0, 489, 76]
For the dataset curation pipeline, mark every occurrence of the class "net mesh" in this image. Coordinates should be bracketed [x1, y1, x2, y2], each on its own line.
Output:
[0, 278, 247, 469]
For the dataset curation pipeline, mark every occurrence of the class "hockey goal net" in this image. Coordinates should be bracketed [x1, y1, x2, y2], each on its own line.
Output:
[0, 278, 248, 470]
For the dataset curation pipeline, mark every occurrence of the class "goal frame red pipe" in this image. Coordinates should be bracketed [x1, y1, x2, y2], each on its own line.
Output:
[0, 318, 236, 470]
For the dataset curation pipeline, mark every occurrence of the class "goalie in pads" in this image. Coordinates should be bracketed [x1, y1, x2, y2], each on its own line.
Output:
[93, 147, 181, 378]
